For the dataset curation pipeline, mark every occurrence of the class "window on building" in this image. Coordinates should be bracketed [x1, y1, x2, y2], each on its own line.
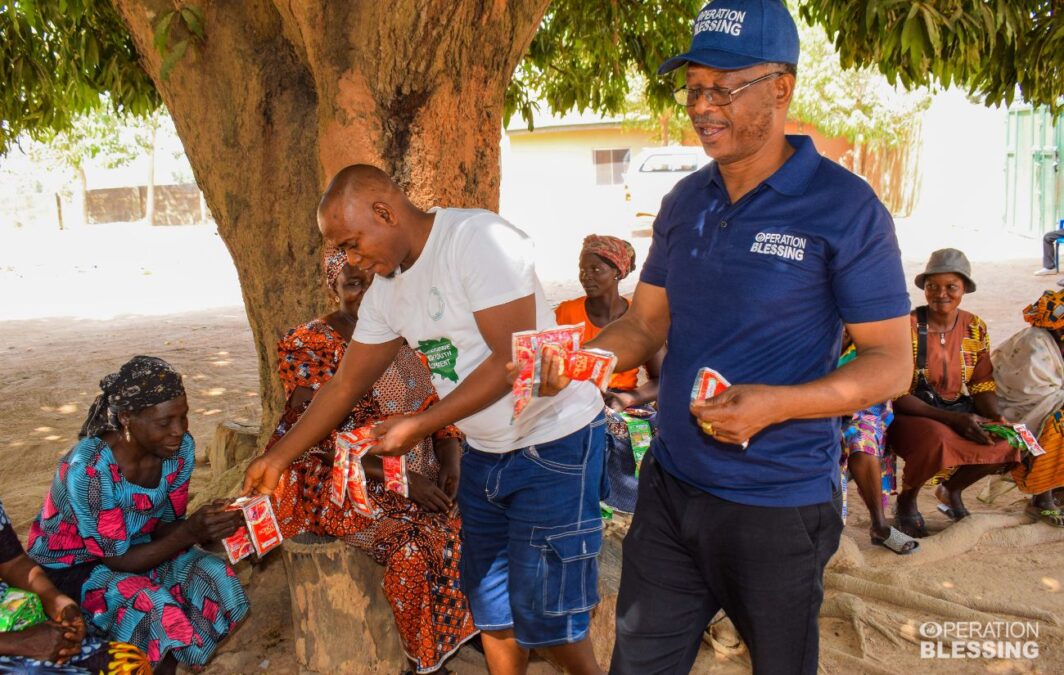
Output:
[593, 148, 631, 185]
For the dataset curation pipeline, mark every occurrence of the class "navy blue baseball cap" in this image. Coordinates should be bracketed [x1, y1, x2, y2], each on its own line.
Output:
[658, 0, 800, 75]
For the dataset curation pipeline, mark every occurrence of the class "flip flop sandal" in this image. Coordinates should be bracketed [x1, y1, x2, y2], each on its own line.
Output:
[871, 526, 920, 554]
[894, 512, 929, 538]
[1026, 506, 1064, 528]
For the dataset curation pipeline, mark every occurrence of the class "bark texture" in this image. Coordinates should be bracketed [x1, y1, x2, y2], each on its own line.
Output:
[110, 0, 550, 430]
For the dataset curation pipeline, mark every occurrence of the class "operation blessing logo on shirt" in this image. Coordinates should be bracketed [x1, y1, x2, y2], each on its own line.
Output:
[750, 231, 806, 262]
[694, 7, 746, 37]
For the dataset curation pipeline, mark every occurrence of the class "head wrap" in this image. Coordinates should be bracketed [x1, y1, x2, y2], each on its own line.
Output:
[79, 356, 186, 439]
[1023, 289, 1064, 331]
[323, 247, 347, 290]
[581, 235, 637, 279]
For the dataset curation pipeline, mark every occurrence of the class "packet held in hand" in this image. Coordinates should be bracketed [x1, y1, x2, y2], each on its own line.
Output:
[382, 455, 409, 497]
[553, 347, 618, 392]
[224, 495, 283, 561]
[690, 367, 748, 450]
[222, 526, 254, 565]
[221, 500, 255, 565]
[1014, 423, 1046, 456]
[241, 495, 283, 556]
[337, 428, 379, 518]
[691, 367, 731, 403]
[330, 440, 351, 507]
[0, 587, 47, 632]
[512, 324, 584, 417]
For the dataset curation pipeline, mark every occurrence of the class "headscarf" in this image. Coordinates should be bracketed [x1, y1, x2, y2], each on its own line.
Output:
[79, 356, 186, 439]
[323, 247, 347, 290]
[1023, 289, 1064, 331]
[582, 235, 637, 279]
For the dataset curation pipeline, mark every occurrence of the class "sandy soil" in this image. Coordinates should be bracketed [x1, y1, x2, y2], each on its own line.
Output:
[0, 222, 1061, 673]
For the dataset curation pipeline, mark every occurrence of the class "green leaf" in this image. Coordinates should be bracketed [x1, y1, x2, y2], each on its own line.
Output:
[153, 10, 174, 54]
[179, 6, 204, 41]
[159, 38, 188, 81]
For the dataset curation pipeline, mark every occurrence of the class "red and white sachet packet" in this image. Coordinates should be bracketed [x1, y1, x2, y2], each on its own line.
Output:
[222, 495, 283, 564]
[382, 455, 409, 498]
[542, 344, 618, 392]
[1014, 423, 1046, 456]
[335, 427, 379, 518]
[690, 367, 748, 450]
[512, 324, 584, 417]
[221, 519, 254, 565]
[691, 366, 731, 402]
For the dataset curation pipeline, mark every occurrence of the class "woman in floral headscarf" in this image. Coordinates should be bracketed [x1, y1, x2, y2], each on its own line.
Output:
[261, 250, 477, 674]
[555, 235, 664, 410]
[992, 289, 1064, 527]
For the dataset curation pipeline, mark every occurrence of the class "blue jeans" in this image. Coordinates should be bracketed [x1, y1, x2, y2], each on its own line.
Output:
[458, 413, 607, 647]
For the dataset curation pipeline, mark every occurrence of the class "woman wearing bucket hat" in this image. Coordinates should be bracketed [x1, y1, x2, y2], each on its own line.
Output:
[889, 249, 1020, 538]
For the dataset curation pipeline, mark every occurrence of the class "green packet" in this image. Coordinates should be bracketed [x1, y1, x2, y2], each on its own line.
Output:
[600, 502, 614, 520]
[0, 587, 47, 632]
[622, 413, 653, 477]
[980, 424, 1025, 451]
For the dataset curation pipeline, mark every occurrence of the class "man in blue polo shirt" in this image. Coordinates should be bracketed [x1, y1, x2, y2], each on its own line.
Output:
[538, 1, 912, 673]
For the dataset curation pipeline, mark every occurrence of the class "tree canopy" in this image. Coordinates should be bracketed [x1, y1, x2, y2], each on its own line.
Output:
[2, 0, 1061, 156]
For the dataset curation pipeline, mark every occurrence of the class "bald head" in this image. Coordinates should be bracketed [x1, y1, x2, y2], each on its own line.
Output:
[316, 164, 430, 278]
[318, 164, 403, 216]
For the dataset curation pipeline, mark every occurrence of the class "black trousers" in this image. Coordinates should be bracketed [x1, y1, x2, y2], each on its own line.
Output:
[609, 450, 842, 675]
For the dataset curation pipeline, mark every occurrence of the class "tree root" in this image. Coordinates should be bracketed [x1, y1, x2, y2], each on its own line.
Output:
[825, 572, 1062, 630]
[820, 593, 918, 659]
[861, 513, 1029, 567]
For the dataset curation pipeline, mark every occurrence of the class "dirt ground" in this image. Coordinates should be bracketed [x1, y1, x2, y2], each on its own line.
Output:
[1, 244, 1062, 673]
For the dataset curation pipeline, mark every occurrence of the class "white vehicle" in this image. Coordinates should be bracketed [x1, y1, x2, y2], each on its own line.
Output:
[623, 146, 710, 230]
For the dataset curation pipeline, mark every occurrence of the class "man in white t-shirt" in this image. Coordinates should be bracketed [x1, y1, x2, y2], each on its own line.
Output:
[243, 165, 607, 675]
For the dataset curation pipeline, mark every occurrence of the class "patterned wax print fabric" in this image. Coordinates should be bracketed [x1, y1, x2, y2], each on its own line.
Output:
[26, 435, 247, 668]
[890, 310, 1019, 489]
[839, 403, 897, 522]
[269, 319, 477, 673]
[0, 639, 151, 675]
[0, 499, 151, 675]
[835, 345, 896, 521]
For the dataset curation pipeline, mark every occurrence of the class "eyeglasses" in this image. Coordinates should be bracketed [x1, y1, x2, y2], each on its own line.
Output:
[673, 71, 786, 107]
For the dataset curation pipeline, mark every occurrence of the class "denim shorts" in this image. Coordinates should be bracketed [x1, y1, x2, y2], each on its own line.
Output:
[458, 413, 607, 648]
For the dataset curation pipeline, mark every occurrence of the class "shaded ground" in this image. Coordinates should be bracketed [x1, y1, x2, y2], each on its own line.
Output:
[0, 221, 1061, 673]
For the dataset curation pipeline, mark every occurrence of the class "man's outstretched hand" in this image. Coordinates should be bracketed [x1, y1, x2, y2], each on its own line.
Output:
[241, 455, 285, 497]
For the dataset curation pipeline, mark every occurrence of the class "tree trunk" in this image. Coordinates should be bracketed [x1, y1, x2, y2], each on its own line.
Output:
[110, 1, 550, 433]
[76, 164, 88, 227]
[281, 534, 406, 674]
[144, 118, 157, 225]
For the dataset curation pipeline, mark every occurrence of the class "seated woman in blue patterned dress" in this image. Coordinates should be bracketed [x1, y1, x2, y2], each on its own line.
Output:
[26, 356, 249, 674]
[0, 496, 150, 674]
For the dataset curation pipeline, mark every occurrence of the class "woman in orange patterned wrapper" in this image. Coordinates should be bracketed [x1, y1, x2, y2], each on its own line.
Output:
[889, 249, 1019, 538]
[264, 249, 478, 674]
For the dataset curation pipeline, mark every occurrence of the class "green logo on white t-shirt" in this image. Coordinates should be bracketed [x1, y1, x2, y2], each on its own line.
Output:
[417, 338, 459, 383]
